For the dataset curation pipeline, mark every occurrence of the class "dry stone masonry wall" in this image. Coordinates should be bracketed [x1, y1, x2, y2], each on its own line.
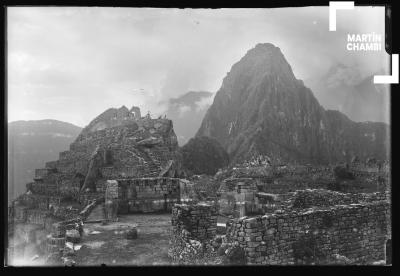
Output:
[171, 203, 218, 242]
[169, 203, 218, 264]
[225, 201, 390, 265]
[103, 177, 195, 214]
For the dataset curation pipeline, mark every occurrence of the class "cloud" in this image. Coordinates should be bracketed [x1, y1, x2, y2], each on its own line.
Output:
[177, 105, 191, 117]
[194, 95, 214, 112]
[7, 7, 389, 126]
[326, 65, 363, 88]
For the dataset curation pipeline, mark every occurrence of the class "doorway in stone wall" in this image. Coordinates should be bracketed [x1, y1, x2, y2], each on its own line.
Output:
[386, 239, 392, 265]
[104, 149, 113, 165]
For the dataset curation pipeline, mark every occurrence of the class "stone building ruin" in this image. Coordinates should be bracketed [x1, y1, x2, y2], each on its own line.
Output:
[7, 105, 195, 265]
[7, 105, 392, 266]
[169, 156, 391, 265]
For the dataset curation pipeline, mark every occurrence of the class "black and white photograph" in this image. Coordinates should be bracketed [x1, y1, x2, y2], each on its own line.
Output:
[5, 3, 394, 266]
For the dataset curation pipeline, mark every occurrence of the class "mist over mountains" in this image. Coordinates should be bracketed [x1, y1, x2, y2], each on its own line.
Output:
[8, 120, 82, 203]
[304, 63, 390, 124]
[196, 43, 389, 165]
[165, 91, 214, 145]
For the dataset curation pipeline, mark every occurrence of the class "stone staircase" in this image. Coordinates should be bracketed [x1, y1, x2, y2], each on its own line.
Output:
[85, 203, 106, 222]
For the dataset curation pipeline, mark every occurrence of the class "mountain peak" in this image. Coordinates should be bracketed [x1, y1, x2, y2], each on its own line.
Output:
[220, 43, 296, 94]
[246, 43, 283, 58]
[197, 43, 389, 165]
[253, 42, 280, 52]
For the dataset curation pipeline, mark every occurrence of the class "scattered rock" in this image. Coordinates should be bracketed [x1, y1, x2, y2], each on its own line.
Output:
[126, 228, 138, 239]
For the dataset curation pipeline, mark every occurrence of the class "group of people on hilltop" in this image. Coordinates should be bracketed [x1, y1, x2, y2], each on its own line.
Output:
[144, 111, 167, 120]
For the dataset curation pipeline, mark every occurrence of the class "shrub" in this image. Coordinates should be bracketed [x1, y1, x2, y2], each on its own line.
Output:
[180, 136, 229, 175]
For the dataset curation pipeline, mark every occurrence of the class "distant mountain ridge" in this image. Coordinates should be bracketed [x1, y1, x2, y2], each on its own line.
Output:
[166, 91, 214, 146]
[8, 119, 82, 204]
[196, 43, 389, 165]
[304, 63, 390, 124]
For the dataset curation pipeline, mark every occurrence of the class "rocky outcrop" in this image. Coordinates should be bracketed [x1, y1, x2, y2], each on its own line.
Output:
[196, 43, 389, 165]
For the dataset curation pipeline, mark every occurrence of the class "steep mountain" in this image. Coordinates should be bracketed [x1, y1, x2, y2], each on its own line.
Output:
[196, 43, 389, 165]
[304, 64, 390, 123]
[165, 91, 213, 146]
[8, 120, 82, 203]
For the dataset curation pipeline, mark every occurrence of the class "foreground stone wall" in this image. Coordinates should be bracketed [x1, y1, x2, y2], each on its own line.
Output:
[226, 201, 390, 265]
[169, 203, 218, 264]
[171, 203, 218, 242]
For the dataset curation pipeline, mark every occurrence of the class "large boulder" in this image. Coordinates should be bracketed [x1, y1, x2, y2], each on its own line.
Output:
[126, 227, 138, 240]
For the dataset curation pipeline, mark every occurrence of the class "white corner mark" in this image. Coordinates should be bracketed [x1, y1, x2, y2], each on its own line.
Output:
[374, 54, 399, 84]
[329, 2, 354, 31]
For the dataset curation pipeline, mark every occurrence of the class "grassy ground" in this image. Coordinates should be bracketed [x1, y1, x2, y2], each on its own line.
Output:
[74, 213, 174, 266]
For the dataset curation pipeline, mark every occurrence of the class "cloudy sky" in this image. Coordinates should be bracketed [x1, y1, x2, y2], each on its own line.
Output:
[8, 6, 389, 127]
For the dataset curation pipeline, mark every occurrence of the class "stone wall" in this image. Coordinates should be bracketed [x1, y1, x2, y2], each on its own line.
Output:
[225, 201, 390, 265]
[10, 205, 51, 226]
[169, 203, 218, 264]
[26, 180, 80, 198]
[290, 189, 389, 209]
[100, 165, 152, 179]
[35, 168, 53, 180]
[171, 203, 218, 242]
[218, 178, 258, 217]
[258, 178, 330, 193]
[105, 177, 193, 214]
[25, 209, 51, 226]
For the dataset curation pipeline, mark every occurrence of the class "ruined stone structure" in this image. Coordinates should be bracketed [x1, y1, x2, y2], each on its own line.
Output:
[7, 105, 192, 265]
[7, 103, 391, 266]
[169, 203, 218, 263]
[103, 177, 196, 214]
[169, 187, 391, 265]
[215, 159, 390, 219]
[218, 178, 258, 217]
[171, 203, 218, 242]
[225, 192, 391, 265]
